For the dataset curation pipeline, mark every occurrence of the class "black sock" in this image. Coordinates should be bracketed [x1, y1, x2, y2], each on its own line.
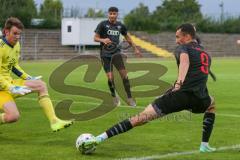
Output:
[122, 77, 132, 98]
[106, 119, 133, 138]
[108, 80, 116, 97]
[202, 112, 215, 142]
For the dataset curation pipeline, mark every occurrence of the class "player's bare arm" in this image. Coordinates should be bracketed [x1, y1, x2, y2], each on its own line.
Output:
[173, 53, 190, 91]
[124, 34, 142, 57]
[94, 33, 111, 45]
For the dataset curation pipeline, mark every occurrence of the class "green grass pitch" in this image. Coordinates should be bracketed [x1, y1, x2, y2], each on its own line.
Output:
[0, 58, 240, 160]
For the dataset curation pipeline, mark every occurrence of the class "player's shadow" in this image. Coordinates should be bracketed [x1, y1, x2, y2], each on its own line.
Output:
[0, 135, 26, 145]
[0, 132, 73, 147]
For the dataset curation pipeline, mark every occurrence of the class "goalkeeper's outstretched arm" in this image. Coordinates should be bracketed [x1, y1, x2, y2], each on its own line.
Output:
[12, 65, 42, 80]
[12, 64, 29, 80]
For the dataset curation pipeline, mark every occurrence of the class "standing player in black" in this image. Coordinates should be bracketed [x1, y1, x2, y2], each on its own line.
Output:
[94, 7, 142, 107]
[87, 23, 216, 153]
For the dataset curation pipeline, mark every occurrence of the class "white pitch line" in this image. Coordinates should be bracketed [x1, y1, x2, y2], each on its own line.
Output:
[119, 144, 240, 160]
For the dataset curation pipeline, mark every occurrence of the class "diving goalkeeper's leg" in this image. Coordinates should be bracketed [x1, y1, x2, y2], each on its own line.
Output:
[25, 80, 73, 132]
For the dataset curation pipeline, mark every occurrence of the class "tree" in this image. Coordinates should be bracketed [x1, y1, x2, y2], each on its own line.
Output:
[124, 3, 153, 31]
[39, 0, 63, 28]
[40, 0, 63, 20]
[85, 8, 105, 18]
[152, 0, 203, 30]
[0, 0, 37, 28]
[124, 0, 203, 31]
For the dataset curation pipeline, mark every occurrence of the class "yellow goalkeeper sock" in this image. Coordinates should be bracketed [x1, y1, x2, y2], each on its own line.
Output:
[38, 95, 58, 124]
[0, 113, 6, 124]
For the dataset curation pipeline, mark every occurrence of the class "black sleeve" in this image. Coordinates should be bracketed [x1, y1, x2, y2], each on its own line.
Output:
[120, 24, 128, 36]
[174, 45, 189, 63]
[176, 45, 189, 55]
[95, 21, 104, 34]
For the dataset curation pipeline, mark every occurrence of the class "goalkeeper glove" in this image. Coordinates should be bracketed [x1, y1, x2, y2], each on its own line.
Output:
[26, 75, 42, 80]
[9, 86, 32, 95]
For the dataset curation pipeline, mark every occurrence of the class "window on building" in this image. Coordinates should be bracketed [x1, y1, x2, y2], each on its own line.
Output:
[67, 25, 72, 32]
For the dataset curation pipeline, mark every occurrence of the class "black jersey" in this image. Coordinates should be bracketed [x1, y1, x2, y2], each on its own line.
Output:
[95, 20, 127, 56]
[174, 41, 211, 98]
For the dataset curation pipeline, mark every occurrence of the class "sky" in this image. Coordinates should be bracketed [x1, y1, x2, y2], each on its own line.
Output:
[34, 0, 240, 18]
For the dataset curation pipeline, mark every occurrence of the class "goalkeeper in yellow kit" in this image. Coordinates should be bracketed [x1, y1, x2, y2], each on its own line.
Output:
[0, 17, 73, 132]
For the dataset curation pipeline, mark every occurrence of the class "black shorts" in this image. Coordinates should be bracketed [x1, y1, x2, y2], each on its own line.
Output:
[152, 90, 211, 115]
[101, 54, 126, 73]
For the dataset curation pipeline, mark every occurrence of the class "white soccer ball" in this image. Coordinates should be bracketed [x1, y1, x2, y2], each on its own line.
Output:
[76, 133, 96, 154]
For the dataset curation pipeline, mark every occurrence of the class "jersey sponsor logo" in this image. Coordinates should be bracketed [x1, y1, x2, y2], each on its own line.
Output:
[117, 25, 121, 30]
[107, 29, 120, 36]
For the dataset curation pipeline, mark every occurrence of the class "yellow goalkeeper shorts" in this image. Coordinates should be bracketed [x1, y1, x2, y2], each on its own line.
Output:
[0, 79, 26, 110]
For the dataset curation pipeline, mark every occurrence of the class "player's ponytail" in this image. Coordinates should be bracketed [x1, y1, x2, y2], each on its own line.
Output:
[195, 35, 201, 44]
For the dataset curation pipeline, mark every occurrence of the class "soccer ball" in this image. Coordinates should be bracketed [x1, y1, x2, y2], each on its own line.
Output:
[76, 133, 96, 154]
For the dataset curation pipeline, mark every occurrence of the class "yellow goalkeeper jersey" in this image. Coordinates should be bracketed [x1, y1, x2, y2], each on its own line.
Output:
[0, 37, 28, 90]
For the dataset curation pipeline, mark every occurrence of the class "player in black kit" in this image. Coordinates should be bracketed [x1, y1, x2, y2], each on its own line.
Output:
[94, 7, 142, 107]
[86, 23, 216, 153]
